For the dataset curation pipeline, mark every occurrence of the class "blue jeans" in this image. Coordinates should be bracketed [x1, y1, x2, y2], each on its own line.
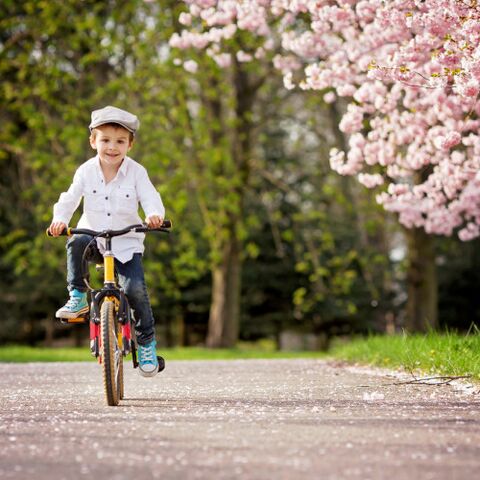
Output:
[66, 234, 155, 346]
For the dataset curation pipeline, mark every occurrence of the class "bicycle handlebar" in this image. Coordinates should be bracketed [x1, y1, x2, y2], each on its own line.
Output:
[46, 220, 172, 238]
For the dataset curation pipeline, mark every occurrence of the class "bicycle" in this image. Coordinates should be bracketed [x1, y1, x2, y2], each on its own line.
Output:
[47, 221, 171, 406]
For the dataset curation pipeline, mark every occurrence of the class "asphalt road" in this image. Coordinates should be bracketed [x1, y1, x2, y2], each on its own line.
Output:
[0, 359, 479, 480]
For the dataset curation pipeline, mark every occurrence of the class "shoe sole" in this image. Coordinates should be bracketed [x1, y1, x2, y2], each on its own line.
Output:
[138, 366, 159, 378]
[138, 356, 165, 377]
[56, 306, 89, 319]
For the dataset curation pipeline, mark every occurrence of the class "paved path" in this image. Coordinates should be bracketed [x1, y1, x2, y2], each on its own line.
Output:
[0, 359, 479, 479]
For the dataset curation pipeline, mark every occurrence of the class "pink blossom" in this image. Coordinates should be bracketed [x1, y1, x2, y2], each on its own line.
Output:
[283, 72, 295, 90]
[213, 53, 232, 68]
[358, 173, 384, 188]
[454, 79, 480, 98]
[236, 51, 253, 62]
[323, 91, 336, 104]
[273, 54, 302, 73]
[438, 131, 462, 150]
[336, 84, 357, 97]
[179, 12, 192, 26]
[183, 60, 198, 73]
[186, 0, 216, 8]
[172, 0, 480, 239]
[339, 105, 364, 134]
[459, 223, 480, 241]
[254, 47, 266, 59]
[329, 148, 346, 173]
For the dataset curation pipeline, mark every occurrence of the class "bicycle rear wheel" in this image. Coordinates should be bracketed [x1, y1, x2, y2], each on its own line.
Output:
[100, 300, 124, 406]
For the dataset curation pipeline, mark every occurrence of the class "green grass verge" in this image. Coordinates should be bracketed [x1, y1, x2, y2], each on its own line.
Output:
[0, 342, 327, 363]
[2, 333, 479, 382]
[329, 331, 480, 380]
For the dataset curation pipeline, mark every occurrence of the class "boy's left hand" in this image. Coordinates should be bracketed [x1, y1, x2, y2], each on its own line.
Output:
[145, 215, 164, 228]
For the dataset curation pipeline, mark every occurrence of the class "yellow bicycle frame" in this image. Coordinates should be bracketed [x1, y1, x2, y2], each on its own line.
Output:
[104, 254, 115, 284]
[102, 250, 121, 348]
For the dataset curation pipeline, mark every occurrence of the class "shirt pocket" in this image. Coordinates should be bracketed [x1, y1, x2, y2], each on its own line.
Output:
[84, 187, 104, 213]
[116, 186, 137, 214]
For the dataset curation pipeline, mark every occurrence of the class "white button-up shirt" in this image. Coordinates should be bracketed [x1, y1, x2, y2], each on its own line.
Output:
[53, 155, 165, 263]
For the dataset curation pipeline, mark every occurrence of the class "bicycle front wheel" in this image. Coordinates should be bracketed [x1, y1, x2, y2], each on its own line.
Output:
[100, 300, 124, 406]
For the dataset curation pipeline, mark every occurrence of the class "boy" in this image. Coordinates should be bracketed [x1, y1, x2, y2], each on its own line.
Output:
[48, 106, 165, 377]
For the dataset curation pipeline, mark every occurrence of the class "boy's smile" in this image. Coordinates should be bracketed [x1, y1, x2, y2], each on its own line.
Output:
[89, 124, 133, 169]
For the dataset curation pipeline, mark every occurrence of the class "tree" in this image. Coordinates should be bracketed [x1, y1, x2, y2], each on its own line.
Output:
[0, 0, 211, 344]
[172, 0, 480, 236]
[170, 26, 292, 346]
[172, 0, 480, 331]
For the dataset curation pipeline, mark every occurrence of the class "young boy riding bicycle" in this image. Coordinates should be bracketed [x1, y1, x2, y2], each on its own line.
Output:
[48, 106, 164, 377]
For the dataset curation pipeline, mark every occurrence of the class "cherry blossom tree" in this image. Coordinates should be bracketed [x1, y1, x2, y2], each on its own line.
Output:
[170, 0, 480, 240]
[169, 0, 479, 331]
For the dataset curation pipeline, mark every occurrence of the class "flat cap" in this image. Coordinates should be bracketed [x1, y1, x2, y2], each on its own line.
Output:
[89, 105, 140, 134]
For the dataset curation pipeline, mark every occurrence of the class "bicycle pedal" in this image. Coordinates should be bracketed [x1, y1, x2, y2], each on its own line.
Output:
[59, 317, 87, 324]
[157, 356, 165, 373]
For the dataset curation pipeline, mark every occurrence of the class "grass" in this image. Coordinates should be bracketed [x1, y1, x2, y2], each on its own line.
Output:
[329, 330, 480, 380]
[2, 332, 480, 382]
[0, 341, 327, 363]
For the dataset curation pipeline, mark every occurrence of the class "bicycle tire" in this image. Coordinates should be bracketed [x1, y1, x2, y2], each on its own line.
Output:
[100, 300, 123, 406]
[118, 356, 124, 400]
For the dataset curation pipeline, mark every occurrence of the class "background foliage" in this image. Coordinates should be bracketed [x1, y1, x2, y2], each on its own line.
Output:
[1, 1, 478, 347]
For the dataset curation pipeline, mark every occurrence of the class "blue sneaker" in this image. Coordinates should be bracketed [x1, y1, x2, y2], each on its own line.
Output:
[138, 340, 159, 377]
[55, 289, 89, 319]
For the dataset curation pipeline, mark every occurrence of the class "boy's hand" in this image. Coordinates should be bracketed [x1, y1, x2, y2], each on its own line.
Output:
[49, 221, 67, 237]
[145, 215, 164, 228]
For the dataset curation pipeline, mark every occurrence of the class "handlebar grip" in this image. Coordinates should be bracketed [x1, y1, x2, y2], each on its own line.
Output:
[46, 227, 70, 237]
[161, 219, 172, 229]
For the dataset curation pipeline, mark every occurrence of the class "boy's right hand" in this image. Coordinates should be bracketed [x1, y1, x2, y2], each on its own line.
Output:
[49, 221, 67, 237]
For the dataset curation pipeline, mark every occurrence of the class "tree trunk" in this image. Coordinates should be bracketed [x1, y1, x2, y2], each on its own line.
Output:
[205, 61, 256, 348]
[44, 316, 54, 347]
[405, 227, 438, 331]
[206, 226, 242, 348]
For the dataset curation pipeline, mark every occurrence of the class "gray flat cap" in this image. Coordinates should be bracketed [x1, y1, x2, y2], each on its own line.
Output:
[89, 105, 140, 134]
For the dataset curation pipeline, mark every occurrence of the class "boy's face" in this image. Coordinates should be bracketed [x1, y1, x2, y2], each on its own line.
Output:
[89, 124, 133, 168]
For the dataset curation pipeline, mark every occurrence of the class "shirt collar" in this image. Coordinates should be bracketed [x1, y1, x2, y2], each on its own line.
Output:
[117, 156, 130, 177]
[94, 154, 130, 178]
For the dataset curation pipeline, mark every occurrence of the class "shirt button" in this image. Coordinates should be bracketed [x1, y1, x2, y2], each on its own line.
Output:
[105, 196, 108, 200]
[107, 213, 111, 216]
[93, 190, 96, 193]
